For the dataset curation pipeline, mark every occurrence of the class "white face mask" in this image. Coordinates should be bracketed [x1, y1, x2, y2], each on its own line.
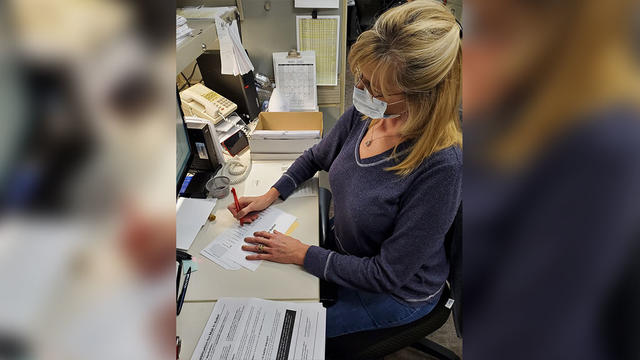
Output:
[352, 86, 403, 119]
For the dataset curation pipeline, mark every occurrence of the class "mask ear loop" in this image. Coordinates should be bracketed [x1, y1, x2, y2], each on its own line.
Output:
[456, 18, 463, 38]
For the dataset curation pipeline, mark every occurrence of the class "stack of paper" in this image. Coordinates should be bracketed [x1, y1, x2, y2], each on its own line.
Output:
[191, 298, 326, 360]
[215, 18, 254, 75]
[176, 15, 192, 46]
[176, 197, 217, 250]
[252, 130, 321, 140]
[213, 114, 245, 143]
[201, 207, 296, 271]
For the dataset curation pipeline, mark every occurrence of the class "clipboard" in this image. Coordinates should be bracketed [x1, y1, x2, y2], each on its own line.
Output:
[272, 50, 318, 111]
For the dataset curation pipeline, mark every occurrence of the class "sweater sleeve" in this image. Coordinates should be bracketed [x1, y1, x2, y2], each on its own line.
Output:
[272, 107, 358, 200]
[303, 157, 463, 293]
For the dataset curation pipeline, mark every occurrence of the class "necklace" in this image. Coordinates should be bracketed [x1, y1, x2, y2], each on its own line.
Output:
[365, 122, 402, 147]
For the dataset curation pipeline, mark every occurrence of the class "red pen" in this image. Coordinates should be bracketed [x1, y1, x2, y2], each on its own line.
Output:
[231, 187, 244, 225]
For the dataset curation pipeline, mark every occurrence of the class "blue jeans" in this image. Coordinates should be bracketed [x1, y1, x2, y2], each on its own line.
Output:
[326, 285, 441, 338]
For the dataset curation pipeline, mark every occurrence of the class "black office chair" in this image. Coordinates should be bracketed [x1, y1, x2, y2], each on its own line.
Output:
[318, 189, 462, 359]
[318, 187, 338, 307]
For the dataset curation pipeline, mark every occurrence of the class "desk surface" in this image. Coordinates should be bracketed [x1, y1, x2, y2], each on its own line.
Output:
[183, 158, 320, 302]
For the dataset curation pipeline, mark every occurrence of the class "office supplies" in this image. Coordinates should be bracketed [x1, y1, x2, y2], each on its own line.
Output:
[181, 259, 198, 274]
[244, 161, 318, 198]
[231, 187, 243, 225]
[201, 207, 297, 271]
[297, 15, 340, 86]
[177, 267, 191, 315]
[190, 298, 326, 360]
[176, 249, 193, 315]
[176, 197, 217, 250]
[180, 83, 238, 125]
[205, 176, 230, 199]
[272, 50, 317, 111]
[198, 51, 261, 123]
[250, 112, 323, 159]
[177, 249, 192, 262]
[251, 130, 321, 139]
[213, 17, 254, 76]
[176, 15, 192, 46]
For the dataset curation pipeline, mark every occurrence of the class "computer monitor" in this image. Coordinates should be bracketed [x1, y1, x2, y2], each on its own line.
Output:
[176, 92, 193, 196]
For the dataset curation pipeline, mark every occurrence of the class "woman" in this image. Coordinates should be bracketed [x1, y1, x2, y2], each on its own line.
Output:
[228, 0, 462, 337]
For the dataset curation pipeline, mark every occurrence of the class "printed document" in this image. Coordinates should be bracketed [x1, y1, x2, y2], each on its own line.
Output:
[243, 161, 318, 199]
[191, 298, 326, 360]
[201, 207, 296, 271]
[273, 51, 318, 111]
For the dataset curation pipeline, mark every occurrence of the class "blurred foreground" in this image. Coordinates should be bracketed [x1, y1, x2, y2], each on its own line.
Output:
[464, 0, 640, 359]
[0, 0, 175, 359]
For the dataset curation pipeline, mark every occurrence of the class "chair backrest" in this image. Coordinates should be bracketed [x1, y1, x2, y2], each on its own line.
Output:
[444, 203, 463, 337]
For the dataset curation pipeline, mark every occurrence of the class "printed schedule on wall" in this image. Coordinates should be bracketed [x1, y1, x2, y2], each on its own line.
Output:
[296, 16, 340, 86]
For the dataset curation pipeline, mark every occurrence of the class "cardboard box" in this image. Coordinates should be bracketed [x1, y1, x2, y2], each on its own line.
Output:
[250, 112, 323, 158]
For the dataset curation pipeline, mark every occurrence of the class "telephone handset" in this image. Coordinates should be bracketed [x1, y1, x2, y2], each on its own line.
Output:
[180, 83, 237, 125]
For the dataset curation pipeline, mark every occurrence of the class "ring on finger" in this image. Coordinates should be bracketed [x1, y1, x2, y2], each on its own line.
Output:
[257, 244, 265, 253]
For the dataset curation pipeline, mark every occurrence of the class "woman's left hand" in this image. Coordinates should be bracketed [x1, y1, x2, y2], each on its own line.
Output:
[242, 230, 310, 265]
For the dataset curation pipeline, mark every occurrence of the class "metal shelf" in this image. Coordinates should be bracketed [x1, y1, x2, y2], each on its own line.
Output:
[176, 7, 237, 76]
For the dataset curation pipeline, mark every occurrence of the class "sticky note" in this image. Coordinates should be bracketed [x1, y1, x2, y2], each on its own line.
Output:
[182, 259, 198, 274]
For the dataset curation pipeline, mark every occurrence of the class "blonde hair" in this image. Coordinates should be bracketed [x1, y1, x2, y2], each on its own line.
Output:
[349, 0, 462, 176]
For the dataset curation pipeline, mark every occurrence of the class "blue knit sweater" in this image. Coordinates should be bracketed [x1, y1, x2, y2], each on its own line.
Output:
[273, 106, 462, 306]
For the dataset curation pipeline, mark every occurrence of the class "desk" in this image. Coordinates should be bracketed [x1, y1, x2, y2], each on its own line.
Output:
[183, 148, 320, 301]
[177, 154, 321, 359]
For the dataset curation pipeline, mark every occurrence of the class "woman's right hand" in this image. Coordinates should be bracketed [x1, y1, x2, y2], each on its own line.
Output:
[227, 187, 281, 223]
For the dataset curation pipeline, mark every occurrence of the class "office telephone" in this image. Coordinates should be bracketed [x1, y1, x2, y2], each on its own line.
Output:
[180, 83, 237, 125]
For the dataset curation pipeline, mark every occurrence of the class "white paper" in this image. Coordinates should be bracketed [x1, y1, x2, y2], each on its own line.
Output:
[191, 298, 326, 360]
[176, 197, 217, 250]
[214, 114, 242, 133]
[273, 51, 317, 111]
[252, 130, 321, 140]
[244, 162, 318, 199]
[267, 87, 290, 112]
[214, 17, 235, 75]
[176, 15, 187, 27]
[201, 207, 296, 271]
[294, 0, 339, 8]
[228, 20, 255, 75]
[201, 250, 241, 270]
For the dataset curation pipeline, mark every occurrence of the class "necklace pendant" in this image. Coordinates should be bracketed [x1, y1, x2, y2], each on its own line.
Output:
[365, 140, 372, 147]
